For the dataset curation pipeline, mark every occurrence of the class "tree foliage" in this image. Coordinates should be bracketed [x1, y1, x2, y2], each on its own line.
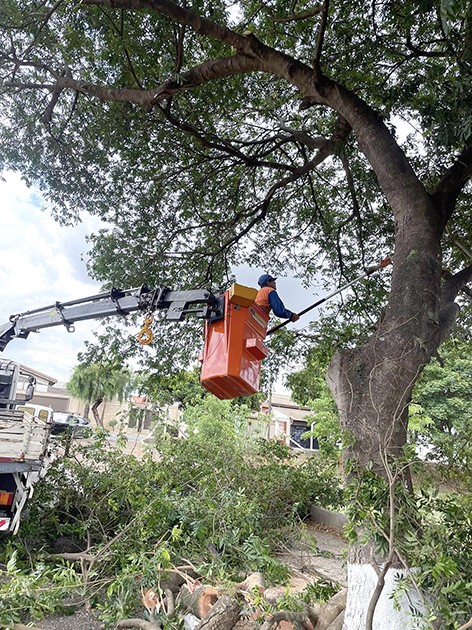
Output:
[412, 338, 472, 484]
[0, 0, 469, 293]
[67, 362, 134, 425]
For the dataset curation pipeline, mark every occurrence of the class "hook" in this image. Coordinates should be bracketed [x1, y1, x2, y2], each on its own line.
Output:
[137, 315, 154, 345]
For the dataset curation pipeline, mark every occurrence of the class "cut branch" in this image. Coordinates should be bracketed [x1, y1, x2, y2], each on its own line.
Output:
[116, 620, 161, 629]
[260, 607, 318, 629]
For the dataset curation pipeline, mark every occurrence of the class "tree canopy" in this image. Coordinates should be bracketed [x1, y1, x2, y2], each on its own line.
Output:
[67, 362, 134, 425]
[1, 0, 470, 290]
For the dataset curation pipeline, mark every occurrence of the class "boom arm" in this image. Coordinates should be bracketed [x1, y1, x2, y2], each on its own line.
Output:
[0, 286, 224, 352]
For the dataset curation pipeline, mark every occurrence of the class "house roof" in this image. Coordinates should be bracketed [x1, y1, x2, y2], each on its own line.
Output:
[262, 393, 312, 424]
[270, 406, 312, 423]
[19, 364, 57, 386]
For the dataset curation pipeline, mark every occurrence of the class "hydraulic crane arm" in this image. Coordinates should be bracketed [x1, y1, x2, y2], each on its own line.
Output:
[0, 285, 224, 352]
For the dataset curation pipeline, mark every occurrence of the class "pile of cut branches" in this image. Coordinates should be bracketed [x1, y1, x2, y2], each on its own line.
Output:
[116, 569, 345, 630]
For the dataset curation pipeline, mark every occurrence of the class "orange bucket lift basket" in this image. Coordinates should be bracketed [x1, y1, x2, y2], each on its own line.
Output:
[200, 283, 269, 399]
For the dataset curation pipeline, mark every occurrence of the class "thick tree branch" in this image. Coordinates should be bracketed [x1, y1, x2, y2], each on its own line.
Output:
[273, 6, 323, 23]
[436, 265, 472, 344]
[80, 0, 327, 100]
[405, 31, 447, 58]
[441, 265, 472, 304]
[431, 142, 472, 227]
[276, 118, 327, 149]
[260, 606, 318, 629]
[5, 53, 261, 110]
[39, 64, 72, 127]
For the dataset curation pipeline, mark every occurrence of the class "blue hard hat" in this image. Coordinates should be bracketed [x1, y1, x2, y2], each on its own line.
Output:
[258, 274, 277, 287]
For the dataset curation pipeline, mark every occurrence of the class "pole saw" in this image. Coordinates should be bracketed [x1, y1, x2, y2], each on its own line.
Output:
[266, 256, 392, 336]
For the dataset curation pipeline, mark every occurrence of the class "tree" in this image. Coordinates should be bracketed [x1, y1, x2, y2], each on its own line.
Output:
[1, 1, 472, 626]
[412, 338, 472, 484]
[67, 363, 134, 427]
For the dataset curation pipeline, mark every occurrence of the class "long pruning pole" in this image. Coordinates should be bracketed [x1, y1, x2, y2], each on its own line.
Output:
[266, 257, 392, 336]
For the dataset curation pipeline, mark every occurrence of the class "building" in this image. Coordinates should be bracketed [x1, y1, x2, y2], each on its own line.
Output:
[261, 394, 318, 451]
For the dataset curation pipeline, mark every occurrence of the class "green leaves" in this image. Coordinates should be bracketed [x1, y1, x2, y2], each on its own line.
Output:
[67, 362, 135, 405]
[411, 338, 472, 483]
[0, 551, 82, 626]
[0, 395, 342, 624]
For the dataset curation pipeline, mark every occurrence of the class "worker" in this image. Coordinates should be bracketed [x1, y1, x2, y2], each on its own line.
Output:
[255, 274, 300, 322]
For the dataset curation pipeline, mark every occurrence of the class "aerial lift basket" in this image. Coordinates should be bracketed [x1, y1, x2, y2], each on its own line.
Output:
[200, 284, 268, 399]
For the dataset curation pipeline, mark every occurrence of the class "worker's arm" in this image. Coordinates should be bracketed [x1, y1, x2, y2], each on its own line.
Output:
[268, 291, 297, 320]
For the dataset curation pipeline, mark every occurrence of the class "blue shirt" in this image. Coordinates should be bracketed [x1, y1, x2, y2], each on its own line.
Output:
[268, 290, 294, 319]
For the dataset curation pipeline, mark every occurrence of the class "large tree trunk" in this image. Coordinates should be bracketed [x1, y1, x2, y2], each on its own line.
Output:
[325, 192, 448, 627]
[342, 564, 425, 629]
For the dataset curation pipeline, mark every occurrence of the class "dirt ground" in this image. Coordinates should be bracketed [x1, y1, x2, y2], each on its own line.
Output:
[280, 522, 347, 589]
[31, 521, 346, 630]
[34, 609, 102, 630]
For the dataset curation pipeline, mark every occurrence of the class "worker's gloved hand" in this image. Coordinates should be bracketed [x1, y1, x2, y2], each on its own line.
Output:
[290, 313, 300, 322]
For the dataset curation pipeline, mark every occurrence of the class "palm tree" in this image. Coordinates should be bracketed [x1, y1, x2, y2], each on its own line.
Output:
[67, 363, 134, 428]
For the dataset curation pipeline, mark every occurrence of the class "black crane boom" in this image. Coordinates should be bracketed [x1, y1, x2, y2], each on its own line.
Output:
[0, 285, 224, 352]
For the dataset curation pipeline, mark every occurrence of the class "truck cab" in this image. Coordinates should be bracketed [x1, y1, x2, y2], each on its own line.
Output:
[15, 403, 53, 424]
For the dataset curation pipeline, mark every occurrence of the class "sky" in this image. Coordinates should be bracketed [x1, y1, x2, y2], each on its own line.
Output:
[0, 170, 104, 383]
[0, 170, 322, 387]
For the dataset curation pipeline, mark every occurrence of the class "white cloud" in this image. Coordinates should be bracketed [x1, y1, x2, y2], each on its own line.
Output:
[0, 170, 104, 383]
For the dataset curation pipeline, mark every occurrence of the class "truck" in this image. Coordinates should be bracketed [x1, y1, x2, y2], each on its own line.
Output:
[0, 360, 54, 533]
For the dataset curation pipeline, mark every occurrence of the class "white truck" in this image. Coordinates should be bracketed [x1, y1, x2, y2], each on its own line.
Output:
[0, 360, 53, 534]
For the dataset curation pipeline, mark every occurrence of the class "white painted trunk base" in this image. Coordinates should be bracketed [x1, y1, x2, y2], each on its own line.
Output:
[343, 563, 425, 629]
